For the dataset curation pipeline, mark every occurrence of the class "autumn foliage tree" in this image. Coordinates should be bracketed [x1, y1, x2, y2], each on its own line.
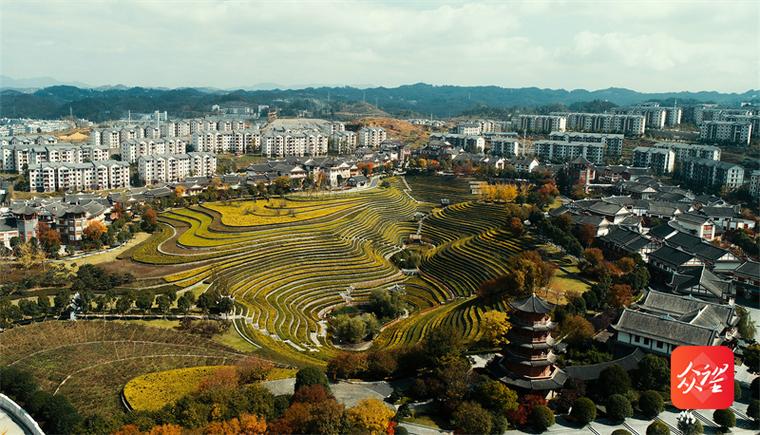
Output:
[608, 284, 634, 308]
[477, 251, 556, 301]
[559, 315, 595, 346]
[36, 222, 62, 256]
[83, 220, 107, 242]
[345, 398, 395, 434]
[577, 224, 597, 248]
[203, 413, 266, 435]
[480, 184, 518, 202]
[481, 310, 512, 347]
[142, 207, 158, 232]
[508, 217, 524, 236]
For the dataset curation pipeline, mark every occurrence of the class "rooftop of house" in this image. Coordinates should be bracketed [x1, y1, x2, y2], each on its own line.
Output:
[613, 308, 720, 347]
[649, 245, 699, 268]
[735, 260, 760, 280]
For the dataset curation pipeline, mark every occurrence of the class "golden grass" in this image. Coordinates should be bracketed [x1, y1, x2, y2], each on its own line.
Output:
[124, 365, 297, 411]
[204, 198, 358, 226]
[123, 365, 225, 411]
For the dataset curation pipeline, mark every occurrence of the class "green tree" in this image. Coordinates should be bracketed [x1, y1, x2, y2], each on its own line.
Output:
[368, 288, 404, 319]
[638, 390, 664, 418]
[529, 405, 555, 432]
[36, 295, 51, 314]
[712, 409, 735, 431]
[598, 365, 631, 398]
[635, 355, 670, 392]
[452, 401, 492, 435]
[35, 393, 82, 434]
[115, 292, 135, 313]
[747, 399, 760, 424]
[177, 292, 195, 314]
[737, 306, 757, 340]
[744, 344, 760, 374]
[0, 367, 38, 403]
[570, 397, 596, 425]
[423, 325, 463, 365]
[331, 314, 367, 344]
[646, 420, 670, 435]
[156, 294, 172, 314]
[294, 367, 329, 392]
[474, 379, 518, 416]
[606, 394, 633, 422]
[135, 291, 153, 312]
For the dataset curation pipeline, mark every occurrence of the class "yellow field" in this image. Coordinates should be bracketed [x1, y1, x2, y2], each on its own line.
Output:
[204, 198, 359, 226]
[123, 365, 297, 411]
[124, 365, 225, 411]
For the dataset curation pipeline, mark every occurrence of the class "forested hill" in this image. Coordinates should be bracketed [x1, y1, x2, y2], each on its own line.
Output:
[1, 83, 757, 122]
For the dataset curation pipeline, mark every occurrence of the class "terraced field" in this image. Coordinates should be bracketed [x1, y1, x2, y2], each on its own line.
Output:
[121, 176, 540, 364]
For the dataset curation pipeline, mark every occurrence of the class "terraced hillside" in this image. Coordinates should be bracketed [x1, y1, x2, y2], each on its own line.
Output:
[122, 177, 536, 364]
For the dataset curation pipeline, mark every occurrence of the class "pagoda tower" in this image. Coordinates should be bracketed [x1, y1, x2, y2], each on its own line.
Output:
[492, 293, 566, 396]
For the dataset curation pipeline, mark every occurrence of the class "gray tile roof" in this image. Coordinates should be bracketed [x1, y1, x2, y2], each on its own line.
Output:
[613, 308, 719, 347]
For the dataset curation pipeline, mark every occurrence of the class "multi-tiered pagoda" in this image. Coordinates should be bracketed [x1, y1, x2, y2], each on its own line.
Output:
[491, 293, 567, 396]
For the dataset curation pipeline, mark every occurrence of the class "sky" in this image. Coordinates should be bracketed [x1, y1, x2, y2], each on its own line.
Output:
[1, 0, 758, 92]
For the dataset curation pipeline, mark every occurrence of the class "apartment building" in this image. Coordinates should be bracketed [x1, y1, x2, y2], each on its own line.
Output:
[327, 122, 346, 135]
[430, 133, 485, 154]
[750, 170, 760, 199]
[1, 143, 112, 172]
[81, 145, 112, 162]
[193, 130, 259, 154]
[160, 120, 192, 137]
[553, 112, 647, 136]
[455, 121, 482, 135]
[490, 137, 520, 157]
[533, 140, 605, 165]
[121, 138, 188, 163]
[665, 106, 682, 127]
[632, 146, 676, 175]
[626, 106, 667, 129]
[261, 130, 329, 158]
[93, 129, 122, 148]
[329, 131, 358, 155]
[548, 131, 624, 158]
[358, 127, 387, 148]
[694, 107, 751, 125]
[721, 114, 760, 138]
[651, 142, 721, 164]
[138, 152, 217, 184]
[28, 160, 130, 192]
[699, 121, 752, 146]
[678, 158, 745, 190]
[518, 115, 567, 133]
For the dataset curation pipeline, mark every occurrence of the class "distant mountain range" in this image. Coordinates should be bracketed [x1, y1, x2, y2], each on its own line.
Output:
[1, 81, 757, 122]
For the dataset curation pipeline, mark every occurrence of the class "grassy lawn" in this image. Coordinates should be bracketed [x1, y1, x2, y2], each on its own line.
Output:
[59, 232, 151, 268]
[213, 327, 260, 353]
[547, 268, 590, 299]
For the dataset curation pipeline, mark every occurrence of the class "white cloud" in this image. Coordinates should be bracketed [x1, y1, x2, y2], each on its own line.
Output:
[0, 0, 757, 92]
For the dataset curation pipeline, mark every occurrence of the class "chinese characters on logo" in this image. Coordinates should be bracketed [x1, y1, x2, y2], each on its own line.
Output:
[671, 346, 734, 410]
